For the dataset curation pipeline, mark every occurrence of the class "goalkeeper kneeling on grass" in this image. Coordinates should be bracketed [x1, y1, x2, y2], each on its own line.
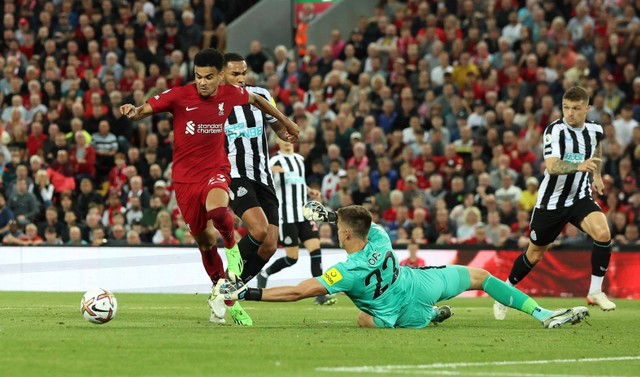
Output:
[216, 203, 590, 329]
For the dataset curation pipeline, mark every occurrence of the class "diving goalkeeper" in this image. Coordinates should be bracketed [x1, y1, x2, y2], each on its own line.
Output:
[215, 203, 590, 329]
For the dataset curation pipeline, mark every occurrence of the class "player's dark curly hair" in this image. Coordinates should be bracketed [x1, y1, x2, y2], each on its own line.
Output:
[337, 206, 372, 240]
[194, 48, 224, 71]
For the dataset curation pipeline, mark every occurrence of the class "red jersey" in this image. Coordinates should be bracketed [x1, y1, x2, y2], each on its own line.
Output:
[147, 83, 249, 183]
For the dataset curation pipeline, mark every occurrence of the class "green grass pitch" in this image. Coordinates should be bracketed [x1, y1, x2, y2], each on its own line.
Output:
[1, 292, 639, 377]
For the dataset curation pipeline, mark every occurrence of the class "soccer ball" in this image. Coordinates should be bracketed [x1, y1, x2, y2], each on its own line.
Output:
[80, 288, 118, 324]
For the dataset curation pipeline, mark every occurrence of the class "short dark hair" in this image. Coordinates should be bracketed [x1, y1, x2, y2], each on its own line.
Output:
[562, 86, 589, 104]
[194, 48, 224, 71]
[337, 205, 372, 240]
[223, 52, 244, 66]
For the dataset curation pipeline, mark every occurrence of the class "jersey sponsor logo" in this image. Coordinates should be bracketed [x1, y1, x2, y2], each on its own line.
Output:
[197, 123, 224, 134]
[237, 186, 248, 197]
[284, 170, 305, 185]
[186, 121, 195, 135]
[218, 102, 225, 116]
[563, 153, 585, 163]
[186, 106, 198, 111]
[225, 122, 263, 143]
[544, 134, 552, 146]
[322, 267, 343, 286]
[208, 174, 226, 185]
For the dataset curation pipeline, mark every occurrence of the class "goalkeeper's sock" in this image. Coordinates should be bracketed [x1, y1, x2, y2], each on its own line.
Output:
[238, 232, 263, 261]
[266, 256, 297, 276]
[240, 253, 270, 282]
[482, 276, 553, 320]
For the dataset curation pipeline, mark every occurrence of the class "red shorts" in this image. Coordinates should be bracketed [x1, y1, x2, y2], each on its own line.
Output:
[174, 173, 230, 235]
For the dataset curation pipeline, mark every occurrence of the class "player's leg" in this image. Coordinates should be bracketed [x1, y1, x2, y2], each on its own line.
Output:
[301, 223, 336, 305]
[257, 244, 298, 288]
[175, 183, 226, 287]
[576, 206, 616, 310]
[356, 311, 377, 328]
[495, 208, 563, 320]
[204, 181, 243, 275]
[232, 181, 280, 282]
[467, 267, 589, 327]
[196, 222, 252, 326]
[203, 180, 253, 325]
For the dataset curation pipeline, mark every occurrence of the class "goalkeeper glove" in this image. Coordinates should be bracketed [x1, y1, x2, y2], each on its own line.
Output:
[302, 201, 337, 224]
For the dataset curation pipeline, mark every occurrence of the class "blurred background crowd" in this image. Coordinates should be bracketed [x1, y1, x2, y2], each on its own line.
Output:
[0, 0, 639, 249]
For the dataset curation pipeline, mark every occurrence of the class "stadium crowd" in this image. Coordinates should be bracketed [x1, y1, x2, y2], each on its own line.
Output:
[0, 0, 639, 249]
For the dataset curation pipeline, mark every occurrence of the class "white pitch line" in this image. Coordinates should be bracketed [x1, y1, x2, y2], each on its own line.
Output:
[316, 356, 640, 374]
[374, 371, 627, 377]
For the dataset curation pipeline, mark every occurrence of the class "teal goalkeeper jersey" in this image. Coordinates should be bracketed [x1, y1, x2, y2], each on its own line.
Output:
[316, 223, 414, 327]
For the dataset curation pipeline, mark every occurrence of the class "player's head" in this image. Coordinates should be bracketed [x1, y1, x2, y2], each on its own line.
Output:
[276, 136, 294, 153]
[193, 48, 225, 98]
[336, 205, 372, 248]
[562, 86, 590, 127]
[223, 52, 247, 88]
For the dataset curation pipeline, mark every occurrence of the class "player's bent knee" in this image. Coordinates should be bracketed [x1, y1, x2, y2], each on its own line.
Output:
[592, 230, 611, 243]
[357, 312, 376, 328]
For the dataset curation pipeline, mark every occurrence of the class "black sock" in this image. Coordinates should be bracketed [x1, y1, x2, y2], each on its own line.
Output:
[309, 249, 322, 277]
[508, 252, 536, 285]
[238, 232, 262, 262]
[265, 256, 298, 276]
[591, 240, 612, 277]
[241, 253, 270, 282]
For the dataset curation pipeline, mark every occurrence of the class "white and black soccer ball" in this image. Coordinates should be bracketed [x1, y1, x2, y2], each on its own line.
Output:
[80, 288, 118, 324]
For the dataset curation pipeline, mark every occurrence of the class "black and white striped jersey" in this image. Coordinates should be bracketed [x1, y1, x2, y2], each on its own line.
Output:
[536, 117, 604, 210]
[225, 86, 277, 187]
[270, 152, 308, 224]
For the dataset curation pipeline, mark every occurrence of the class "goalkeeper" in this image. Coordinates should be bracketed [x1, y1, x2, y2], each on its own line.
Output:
[216, 203, 590, 329]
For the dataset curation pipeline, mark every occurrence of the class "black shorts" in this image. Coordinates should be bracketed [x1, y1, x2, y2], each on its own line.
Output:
[279, 220, 320, 247]
[229, 178, 279, 226]
[529, 197, 602, 246]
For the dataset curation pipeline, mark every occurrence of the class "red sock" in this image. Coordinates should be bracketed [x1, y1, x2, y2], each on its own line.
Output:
[207, 207, 236, 249]
[199, 247, 225, 283]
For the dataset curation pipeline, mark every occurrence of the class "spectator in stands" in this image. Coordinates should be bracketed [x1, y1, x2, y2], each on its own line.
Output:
[43, 226, 63, 245]
[67, 225, 87, 245]
[425, 208, 457, 245]
[8, 178, 39, 226]
[92, 120, 119, 179]
[0, 193, 15, 237]
[127, 229, 143, 245]
[400, 242, 426, 267]
[69, 131, 97, 183]
[75, 179, 103, 221]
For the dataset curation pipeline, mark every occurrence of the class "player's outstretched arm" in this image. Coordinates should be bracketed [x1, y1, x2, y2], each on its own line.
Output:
[270, 120, 297, 143]
[260, 278, 329, 302]
[218, 277, 328, 302]
[545, 156, 601, 175]
[249, 93, 299, 142]
[119, 103, 154, 121]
